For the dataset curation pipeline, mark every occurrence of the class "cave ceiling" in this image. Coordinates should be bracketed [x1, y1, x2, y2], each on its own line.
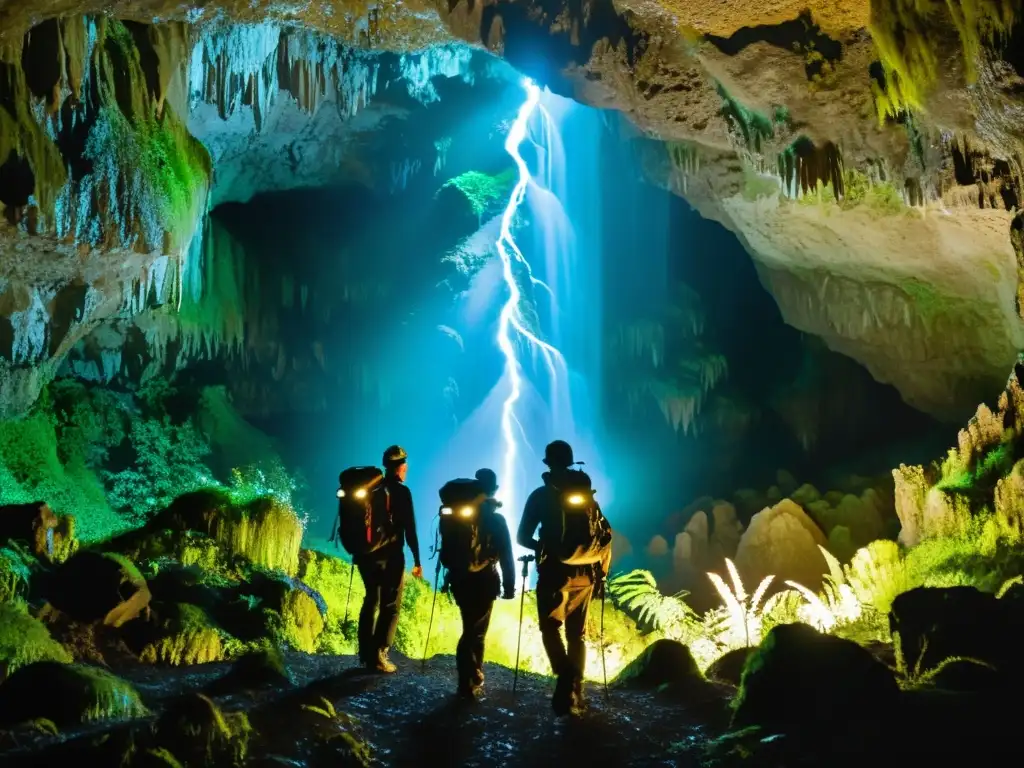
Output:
[1, 0, 1023, 423]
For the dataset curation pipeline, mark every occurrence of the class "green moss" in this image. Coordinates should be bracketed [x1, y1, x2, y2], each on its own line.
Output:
[937, 443, 1014, 492]
[742, 169, 780, 201]
[901, 278, 952, 319]
[717, 85, 780, 153]
[0, 661, 148, 727]
[0, 545, 35, 603]
[794, 169, 905, 213]
[868, 0, 1017, 121]
[0, 602, 73, 675]
[282, 588, 325, 653]
[0, 408, 125, 543]
[439, 169, 516, 218]
[214, 497, 304, 576]
[140, 603, 229, 666]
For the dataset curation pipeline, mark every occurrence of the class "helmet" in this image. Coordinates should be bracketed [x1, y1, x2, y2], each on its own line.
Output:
[475, 468, 498, 495]
[543, 440, 574, 468]
[382, 445, 408, 467]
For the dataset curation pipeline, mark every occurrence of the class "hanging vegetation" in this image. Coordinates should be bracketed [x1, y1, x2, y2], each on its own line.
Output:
[608, 283, 728, 436]
[868, 0, 1020, 122]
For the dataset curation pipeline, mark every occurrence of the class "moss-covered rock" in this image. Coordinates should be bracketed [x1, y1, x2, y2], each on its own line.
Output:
[613, 639, 703, 691]
[206, 646, 291, 695]
[282, 588, 325, 653]
[125, 490, 304, 576]
[138, 603, 230, 666]
[732, 623, 899, 744]
[43, 550, 151, 627]
[151, 693, 250, 767]
[0, 661, 147, 727]
[0, 602, 72, 678]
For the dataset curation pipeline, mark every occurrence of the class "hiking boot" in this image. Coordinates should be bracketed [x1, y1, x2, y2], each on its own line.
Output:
[471, 668, 485, 689]
[375, 648, 398, 674]
[457, 679, 477, 699]
[571, 678, 587, 713]
[552, 673, 574, 716]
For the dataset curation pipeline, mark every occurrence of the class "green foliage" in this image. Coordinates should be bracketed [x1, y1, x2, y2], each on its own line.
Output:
[0, 602, 73, 675]
[741, 169, 780, 201]
[868, 0, 1018, 121]
[0, 544, 36, 603]
[936, 443, 1013, 491]
[795, 169, 905, 213]
[439, 169, 516, 219]
[140, 603, 231, 666]
[717, 85, 779, 153]
[608, 283, 728, 435]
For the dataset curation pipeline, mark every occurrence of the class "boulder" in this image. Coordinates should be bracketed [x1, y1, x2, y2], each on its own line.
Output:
[775, 470, 798, 497]
[889, 586, 1020, 690]
[709, 502, 743, 561]
[704, 646, 753, 687]
[610, 530, 633, 566]
[790, 484, 820, 507]
[206, 647, 292, 695]
[734, 500, 828, 591]
[43, 550, 151, 628]
[646, 535, 669, 557]
[0, 661, 148, 727]
[613, 639, 704, 692]
[732, 623, 900, 745]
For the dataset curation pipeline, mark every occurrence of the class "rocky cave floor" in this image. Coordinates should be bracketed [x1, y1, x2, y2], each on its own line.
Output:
[0, 651, 719, 767]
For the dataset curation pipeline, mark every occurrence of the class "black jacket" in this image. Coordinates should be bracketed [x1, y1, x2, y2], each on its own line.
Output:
[376, 476, 421, 568]
[481, 500, 515, 595]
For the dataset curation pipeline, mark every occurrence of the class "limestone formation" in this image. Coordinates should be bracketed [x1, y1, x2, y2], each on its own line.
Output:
[734, 499, 829, 591]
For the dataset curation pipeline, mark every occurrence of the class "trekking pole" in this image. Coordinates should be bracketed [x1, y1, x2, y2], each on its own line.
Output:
[422, 559, 442, 671]
[342, 561, 355, 628]
[513, 554, 535, 695]
[600, 581, 609, 701]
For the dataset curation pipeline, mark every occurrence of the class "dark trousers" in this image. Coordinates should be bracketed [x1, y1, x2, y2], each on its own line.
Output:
[356, 551, 405, 659]
[536, 571, 594, 681]
[450, 569, 499, 685]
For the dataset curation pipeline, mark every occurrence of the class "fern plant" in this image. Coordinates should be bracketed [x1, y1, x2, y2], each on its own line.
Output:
[891, 632, 994, 690]
[608, 570, 701, 637]
[706, 558, 774, 649]
[783, 547, 864, 632]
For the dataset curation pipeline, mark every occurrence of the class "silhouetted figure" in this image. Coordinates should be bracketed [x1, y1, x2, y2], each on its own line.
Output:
[438, 469, 515, 697]
[357, 445, 422, 673]
[517, 440, 613, 715]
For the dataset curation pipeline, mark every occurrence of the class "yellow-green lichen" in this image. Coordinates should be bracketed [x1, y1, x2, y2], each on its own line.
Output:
[868, 0, 1019, 122]
[140, 603, 228, 666]
[0, 602, 73, 676]
[282, 588, 325, 653]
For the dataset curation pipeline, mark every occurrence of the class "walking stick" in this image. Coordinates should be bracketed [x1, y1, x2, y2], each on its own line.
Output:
[342, 562, 355, 628]
[600, 582, 609, 701]
[422, 559, 442, 670]
[512, 554, 535, 695]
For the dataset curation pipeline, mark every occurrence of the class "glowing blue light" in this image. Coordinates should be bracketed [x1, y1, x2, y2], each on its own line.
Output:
[495, 79, 569, 520]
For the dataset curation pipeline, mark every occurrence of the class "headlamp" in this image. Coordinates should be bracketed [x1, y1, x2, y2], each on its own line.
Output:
[458, 506, 474, 518]
[441, 506, 453, 515]
[566, 493, 586, 506]
[337, 489, 345, 499]
[354, 488, 368, 500]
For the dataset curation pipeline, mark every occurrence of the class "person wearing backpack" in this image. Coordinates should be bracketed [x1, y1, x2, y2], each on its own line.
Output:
[355, 445, 422, 673]
[517, 440, 613, 716]
[439, 468, 516, 698]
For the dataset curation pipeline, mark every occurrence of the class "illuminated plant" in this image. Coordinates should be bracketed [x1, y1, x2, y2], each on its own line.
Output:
[783, 547, 863, 632]
[608, 570, 701, 637]
[706, 559, 774, 649]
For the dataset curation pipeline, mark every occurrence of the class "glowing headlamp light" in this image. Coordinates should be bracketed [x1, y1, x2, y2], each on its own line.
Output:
[566, 493, 586, 506]
[458, 506, 474, 518]
[339, 487, 369, 500]
[441, 506, 453, 515]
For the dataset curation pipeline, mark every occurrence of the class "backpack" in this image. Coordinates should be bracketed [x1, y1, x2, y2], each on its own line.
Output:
[335, 466, 391, 557]
[545, 469, 613, 569]
[437, 478, 492, 574]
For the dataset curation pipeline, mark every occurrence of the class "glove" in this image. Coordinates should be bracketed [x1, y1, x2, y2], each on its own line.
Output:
[412, 565, 423, 579]
[502, 585, 516, 600]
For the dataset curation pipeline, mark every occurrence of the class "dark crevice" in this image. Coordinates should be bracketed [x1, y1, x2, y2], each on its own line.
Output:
[0, 150, 35, 210]
[102, 32, 138, 122]
[21, 19, 62, 102]
[951, 142, 975, 186]
[0, 316, 12, 361]
[999, 12, 1024, 77]
[705, 11, 842, 82]
[48, 280, 90, 358]
[123, 21, 163, 107]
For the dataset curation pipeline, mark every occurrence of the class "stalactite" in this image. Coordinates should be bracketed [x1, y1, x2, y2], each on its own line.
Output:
[779, 138, 844, 198]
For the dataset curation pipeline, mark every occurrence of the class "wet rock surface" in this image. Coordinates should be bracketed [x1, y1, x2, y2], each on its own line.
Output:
[0, 651, 721, 766]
